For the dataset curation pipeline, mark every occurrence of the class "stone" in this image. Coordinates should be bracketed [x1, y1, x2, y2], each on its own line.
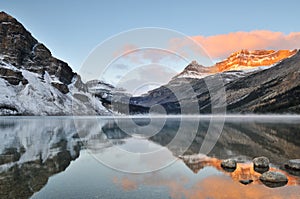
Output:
[221, 159, 237, 171]
[285, 159, 300, 170]
[253, 156, 269, 168]
[254, 166, 269, 174]
[239, 179, 253, 185]
[259, 171, 288, 188]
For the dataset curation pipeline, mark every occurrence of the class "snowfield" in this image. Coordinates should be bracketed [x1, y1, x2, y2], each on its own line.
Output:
[0, 59, 110, 116]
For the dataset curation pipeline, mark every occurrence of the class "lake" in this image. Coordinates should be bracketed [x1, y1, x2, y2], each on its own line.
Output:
[0, 116, 300, 199]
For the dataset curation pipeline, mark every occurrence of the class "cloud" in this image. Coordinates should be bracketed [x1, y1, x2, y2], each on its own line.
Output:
[190, 30, 300, 59]
[113, 44, 138, 58]
[114, 46, 184, 64]
[116, 63, 177, 95]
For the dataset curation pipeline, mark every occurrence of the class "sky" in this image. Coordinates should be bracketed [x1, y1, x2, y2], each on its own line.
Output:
[1, 0, 300, 93]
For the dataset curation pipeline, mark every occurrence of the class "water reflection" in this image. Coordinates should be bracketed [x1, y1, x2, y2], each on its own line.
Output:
[0, 117, 299, 198]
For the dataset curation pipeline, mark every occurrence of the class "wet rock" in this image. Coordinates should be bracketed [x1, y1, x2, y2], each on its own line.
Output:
[285, 159, 300, 170]
[239, 179, 253, 185]
[259, 171, 288, 188]
[221, 159, 237, 172]
[254, 166, 269, 174]
[253, 156, 269, 168]
[283, 169, 300, 177]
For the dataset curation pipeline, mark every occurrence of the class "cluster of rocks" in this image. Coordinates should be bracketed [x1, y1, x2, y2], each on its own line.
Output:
[221, 157, 300, 188]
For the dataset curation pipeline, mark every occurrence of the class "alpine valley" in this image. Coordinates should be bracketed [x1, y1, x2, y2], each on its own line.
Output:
[1, 11, 300, 115]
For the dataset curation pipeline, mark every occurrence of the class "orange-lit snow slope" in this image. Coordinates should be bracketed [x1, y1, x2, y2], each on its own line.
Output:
[176, 49, 297, 79]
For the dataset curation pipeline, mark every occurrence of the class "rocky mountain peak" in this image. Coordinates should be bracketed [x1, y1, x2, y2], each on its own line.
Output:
[190, 60, 198, 65]
[216, 49, 297, 72]
[0, 12, 111, 115]
[0, 11, 38, 67]
[173, 60, 211, 79]
[175, 49, 298, 79]
[0, 11, 17, 22]
[0, 11, 76, 84]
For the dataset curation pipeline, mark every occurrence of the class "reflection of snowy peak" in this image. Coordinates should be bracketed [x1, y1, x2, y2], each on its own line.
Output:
[0, 118, 109, 170]
[0, 12, 110, 115]
[0, 118, 110, 198]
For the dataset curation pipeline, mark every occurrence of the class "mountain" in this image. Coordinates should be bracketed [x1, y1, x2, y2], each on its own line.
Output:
[1, 11, 299, 115]
[175, 49, 297, 79]
[0, 12, 111, 115]
[215, 49, 297, 72]
[123, 49, 300, 114]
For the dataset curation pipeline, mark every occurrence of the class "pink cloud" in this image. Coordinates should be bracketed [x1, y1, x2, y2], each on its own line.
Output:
[190, 30, 300, 59]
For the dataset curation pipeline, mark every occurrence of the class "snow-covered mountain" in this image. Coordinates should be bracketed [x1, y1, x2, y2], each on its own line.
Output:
[0, 12, 111, 115]
[123, 50, 300, 114]
[175, 49, 297, 79]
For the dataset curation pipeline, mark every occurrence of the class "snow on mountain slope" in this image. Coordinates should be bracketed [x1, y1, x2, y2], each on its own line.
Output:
[0, 59, 109, 115]
[0, 12, 111, 115]
[175, 49, 297, 80]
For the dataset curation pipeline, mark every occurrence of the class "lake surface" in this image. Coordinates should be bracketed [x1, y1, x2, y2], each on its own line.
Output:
[0, 116, 300, 199]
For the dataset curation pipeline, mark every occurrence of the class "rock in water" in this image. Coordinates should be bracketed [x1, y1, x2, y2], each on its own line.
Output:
[239, 179, 253, 185]
[254, 166, 269, 174]
[259, 171, 288, 188]
[285, 159, 300, 170]
[221, 159, 237, 171]
[253, 156, 270, 168]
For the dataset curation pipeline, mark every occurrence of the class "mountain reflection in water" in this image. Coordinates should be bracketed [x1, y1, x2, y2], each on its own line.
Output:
[0, 116, 299, 199]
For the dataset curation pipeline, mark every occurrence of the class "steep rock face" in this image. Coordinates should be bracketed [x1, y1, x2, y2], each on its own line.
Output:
[175, 49, 297, 79]
[127, 51, 300, 114]
[0, 12, 75, 84]
[215, 49, 297, 72]
[225, 50, 300, 113]
[0, 12, 109, 115]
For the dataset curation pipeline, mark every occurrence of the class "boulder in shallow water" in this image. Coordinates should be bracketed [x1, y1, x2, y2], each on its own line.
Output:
[253, 156, 269, 168]
[221, 159, 237, 171]
[259, 171, 288, 188]
[285, 159, 300, 170]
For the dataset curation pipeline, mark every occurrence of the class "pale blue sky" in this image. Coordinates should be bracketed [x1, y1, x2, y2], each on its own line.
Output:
[1, 0, 300, 72]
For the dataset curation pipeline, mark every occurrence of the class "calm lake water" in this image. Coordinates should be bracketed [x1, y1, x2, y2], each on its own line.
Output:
[0, 116, 300, 199]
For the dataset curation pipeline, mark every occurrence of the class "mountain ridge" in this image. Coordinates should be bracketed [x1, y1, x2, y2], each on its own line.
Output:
[175, 49, 297, 79]
[1, 11, 299, 115]
[126, 50, 300, 114]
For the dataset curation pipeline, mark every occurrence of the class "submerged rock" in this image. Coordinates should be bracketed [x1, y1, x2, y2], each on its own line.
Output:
[253, 156, 269, 168]
[221, 159, 237, 172]
[285, 159, 300, 170]
[259, 171, 288, 188]
[239, 179, 253, 185]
